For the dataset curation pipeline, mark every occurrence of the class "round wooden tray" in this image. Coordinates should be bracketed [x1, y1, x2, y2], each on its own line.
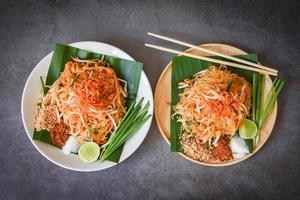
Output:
[154, 43, 277, 166]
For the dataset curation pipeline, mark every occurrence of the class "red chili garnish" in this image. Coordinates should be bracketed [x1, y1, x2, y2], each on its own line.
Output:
[49, 122, 69, 147]
[213, 137, 233, 161]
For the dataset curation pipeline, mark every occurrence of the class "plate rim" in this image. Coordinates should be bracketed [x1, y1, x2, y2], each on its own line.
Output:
[154, 43, 277, 167]
[21, 41, 153, 171]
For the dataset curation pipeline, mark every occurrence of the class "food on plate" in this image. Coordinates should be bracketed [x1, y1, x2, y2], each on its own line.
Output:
[172, 62, 285, 164]
[174, 66, 253, 162]
[34, 57, 150, 163]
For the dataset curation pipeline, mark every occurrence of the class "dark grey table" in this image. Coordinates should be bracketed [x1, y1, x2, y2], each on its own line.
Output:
[1, 0, 299, 199]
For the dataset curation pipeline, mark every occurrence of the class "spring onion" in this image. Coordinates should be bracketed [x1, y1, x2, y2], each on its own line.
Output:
[251, 73, 258, 122]
[87, 126, 91, 140]
[100, 98, 151, 161]
[252, 74, 284, 144]
[259, 78, 284, 128]
[40, 76, 46, 96]
[255, 74, 263, 123]
[70, 73, 80, 86]
[226, 79, 235, 91]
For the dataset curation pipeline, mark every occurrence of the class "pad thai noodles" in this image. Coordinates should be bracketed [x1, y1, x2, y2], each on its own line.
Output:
[174, 66, 252, 162]
[34, 58, 127, 148]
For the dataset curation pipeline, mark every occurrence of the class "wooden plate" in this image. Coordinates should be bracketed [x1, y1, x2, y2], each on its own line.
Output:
[154, 43, 277, 166]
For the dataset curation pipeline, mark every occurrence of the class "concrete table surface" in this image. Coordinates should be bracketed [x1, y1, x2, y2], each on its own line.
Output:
[0, 0, 299, 199]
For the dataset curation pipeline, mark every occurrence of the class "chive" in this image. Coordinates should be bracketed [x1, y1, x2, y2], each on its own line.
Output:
[93, 128, 99, 133]
[87, 126, 91, 140]
[254, 74, 263, 143]
[37, 102, 42, 107]
[262, 78, 278, 116]
[70, 73, 80, 86]
[100, 99, 140, 155]
[258, 75, 265, 128]
[260, 79, 285, 126]
[40, 76, 46, 96]
[106, 102, 140, 143]
[252, 73, 258, 121]
[101, 114, 151, 161]
[105, 101, 146, 149]
[253, 77, 284, 144]
[100, 99, 151, 161]
[226, 79, 235, 92]
[104, 114, 151, 157]
[100, 55, 105, 61]
[100, 100, 137, 153]
[255, 74, 262, 123]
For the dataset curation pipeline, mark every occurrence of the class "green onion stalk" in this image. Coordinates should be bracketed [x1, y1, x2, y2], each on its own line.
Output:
[100, 98, 151, 161]
[252, 74, 284, 145]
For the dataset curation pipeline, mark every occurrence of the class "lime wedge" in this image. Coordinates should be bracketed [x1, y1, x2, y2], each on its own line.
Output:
[239, 119, 258, 139]
[78, 142, 100, 163]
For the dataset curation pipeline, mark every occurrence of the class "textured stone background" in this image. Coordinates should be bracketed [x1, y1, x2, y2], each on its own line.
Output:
[0, 0, 299, 199]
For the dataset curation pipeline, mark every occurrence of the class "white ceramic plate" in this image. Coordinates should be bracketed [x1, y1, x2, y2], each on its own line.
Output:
[21, 41, 153, 171]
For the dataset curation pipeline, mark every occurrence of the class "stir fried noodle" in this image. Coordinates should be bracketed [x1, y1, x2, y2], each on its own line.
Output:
[174, 66, 252, 145]
[34, 58, 126, 146]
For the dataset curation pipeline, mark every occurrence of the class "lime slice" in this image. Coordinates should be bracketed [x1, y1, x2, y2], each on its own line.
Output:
[78, 142, 100, 163]
[239, 119, 258, 139]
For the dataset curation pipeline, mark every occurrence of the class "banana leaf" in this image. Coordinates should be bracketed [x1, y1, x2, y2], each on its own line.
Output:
[171, 54, 258, 152]
[33, 129, 56, 147]
[33, 43, 143, 162]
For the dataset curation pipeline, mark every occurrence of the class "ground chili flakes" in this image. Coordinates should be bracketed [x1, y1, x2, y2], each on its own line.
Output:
[49, 122, 69, 147]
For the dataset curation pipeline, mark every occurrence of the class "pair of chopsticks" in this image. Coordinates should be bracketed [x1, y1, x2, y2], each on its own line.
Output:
[145, 32, 278, 76]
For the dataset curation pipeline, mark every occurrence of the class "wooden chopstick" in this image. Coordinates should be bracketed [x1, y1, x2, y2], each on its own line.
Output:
[145, 43, 277, 76]
[148, 32, 278, 74]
